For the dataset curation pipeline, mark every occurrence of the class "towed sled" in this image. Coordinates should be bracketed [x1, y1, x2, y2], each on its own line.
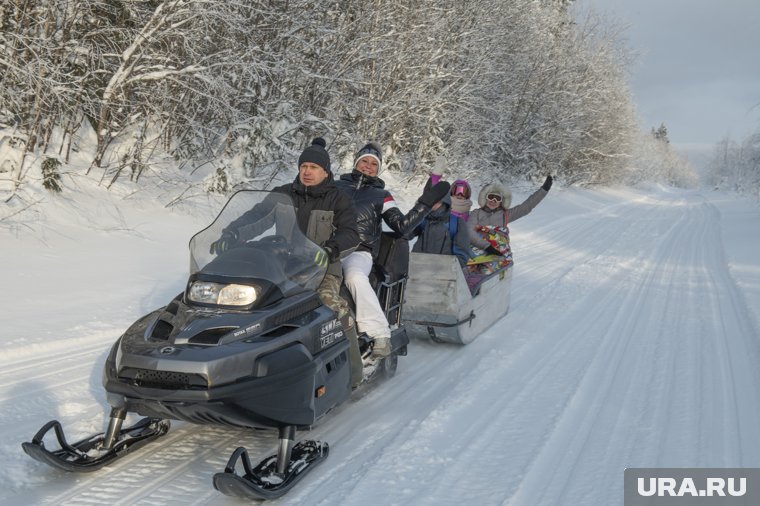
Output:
[22, 190, 409, 500]
[402, 252, 513, 345]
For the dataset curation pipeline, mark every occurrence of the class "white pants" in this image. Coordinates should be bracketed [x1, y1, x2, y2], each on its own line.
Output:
[342, 251, 391, 339]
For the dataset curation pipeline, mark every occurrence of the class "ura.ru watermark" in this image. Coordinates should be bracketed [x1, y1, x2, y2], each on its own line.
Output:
[624, 468, 760, 505]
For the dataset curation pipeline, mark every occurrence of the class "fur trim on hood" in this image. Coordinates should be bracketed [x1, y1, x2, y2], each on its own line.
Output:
[477, 181, 512, 209]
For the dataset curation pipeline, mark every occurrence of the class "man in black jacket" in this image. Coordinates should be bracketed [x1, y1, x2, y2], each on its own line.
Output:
[336, 142, 449, 357]
[211, 138, 364, 387]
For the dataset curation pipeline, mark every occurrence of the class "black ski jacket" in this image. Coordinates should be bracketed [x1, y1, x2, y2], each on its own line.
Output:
[225, 175, 359, 277]
[335, 170, 430, 258]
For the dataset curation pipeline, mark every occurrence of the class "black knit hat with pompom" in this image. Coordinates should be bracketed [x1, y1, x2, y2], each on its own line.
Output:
[298, 137, 331, 173]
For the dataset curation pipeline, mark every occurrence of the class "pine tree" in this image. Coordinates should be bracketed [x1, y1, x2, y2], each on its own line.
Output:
[652, 123, 670, 143]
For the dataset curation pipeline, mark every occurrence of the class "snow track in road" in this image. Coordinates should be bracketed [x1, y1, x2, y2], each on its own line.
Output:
[3, 187, 759, 505]
[504, 192, 760, 505]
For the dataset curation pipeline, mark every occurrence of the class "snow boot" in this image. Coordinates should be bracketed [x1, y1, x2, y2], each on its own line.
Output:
[371, 336, 391, 358]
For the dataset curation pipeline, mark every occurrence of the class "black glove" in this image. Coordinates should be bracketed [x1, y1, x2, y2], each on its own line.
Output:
[322, 242, 339, 263]
[209, 230, 238, 255]
[484, 245, 503, 257]
[542, 175, 553, 192]
[418, 181, 451, 208]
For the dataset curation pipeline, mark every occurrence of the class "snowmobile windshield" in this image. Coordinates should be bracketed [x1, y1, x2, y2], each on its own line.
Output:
[188, 190, 328, 298]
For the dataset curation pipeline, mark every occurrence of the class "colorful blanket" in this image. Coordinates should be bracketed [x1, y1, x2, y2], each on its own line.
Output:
[467, 225, 513, 276]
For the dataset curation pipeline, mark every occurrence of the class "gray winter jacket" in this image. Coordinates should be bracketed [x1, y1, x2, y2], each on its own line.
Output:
[468, 182, 547, 250]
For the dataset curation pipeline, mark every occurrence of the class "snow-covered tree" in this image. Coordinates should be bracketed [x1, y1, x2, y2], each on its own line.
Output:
[706, 131, 760, 195]
[0, 0, 694, 194]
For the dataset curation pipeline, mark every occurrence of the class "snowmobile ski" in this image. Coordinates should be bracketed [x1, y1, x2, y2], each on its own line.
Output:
[21, 416, 170, 472]
[213, 440, 329, 500]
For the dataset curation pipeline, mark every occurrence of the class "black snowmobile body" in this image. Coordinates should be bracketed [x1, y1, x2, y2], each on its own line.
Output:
[23, 190, 410, 499]
[107, 190, 361, 429]
[103, 283, 350, 430]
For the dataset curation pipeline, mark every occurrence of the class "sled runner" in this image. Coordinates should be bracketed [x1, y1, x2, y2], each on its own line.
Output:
[403, 252, 513, 345]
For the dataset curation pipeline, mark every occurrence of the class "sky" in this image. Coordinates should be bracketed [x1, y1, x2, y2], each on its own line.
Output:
[574, 0, 760, 167]
[3, 175, 760, 504]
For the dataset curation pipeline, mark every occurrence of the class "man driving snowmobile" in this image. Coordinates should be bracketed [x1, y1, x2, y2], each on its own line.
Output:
[209, 137, 364, 388]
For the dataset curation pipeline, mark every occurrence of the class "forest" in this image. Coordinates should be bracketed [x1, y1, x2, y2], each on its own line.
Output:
[1, 0, 698, 201]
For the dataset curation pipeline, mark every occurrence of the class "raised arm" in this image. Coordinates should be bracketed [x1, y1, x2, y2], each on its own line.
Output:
[505, 176, 551, 222]
[383, 181, 450, 238]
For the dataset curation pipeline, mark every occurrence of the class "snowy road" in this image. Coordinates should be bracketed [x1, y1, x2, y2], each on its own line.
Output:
[2, 185, 759, 505]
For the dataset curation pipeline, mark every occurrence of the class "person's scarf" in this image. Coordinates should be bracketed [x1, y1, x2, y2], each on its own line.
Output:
[450, 197, 473, 220]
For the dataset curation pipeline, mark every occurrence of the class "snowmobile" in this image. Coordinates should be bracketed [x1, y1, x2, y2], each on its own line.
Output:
[22, 190, 410, 500]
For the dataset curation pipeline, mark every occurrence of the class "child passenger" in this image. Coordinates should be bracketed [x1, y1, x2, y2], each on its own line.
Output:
[449, 179, 474, 222]
[409, 190, 471, 267]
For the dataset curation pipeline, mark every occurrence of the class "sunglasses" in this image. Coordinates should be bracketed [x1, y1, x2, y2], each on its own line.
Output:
[486, 193, 503, 203]
[451, 184, 470, 198]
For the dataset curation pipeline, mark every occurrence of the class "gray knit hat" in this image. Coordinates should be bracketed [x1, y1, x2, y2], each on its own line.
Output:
[353, 141, 383, 171]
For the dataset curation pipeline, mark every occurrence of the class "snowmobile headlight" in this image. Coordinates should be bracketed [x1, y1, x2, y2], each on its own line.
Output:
[218, 284, 259, 306]
[188, 281, 259, 306]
